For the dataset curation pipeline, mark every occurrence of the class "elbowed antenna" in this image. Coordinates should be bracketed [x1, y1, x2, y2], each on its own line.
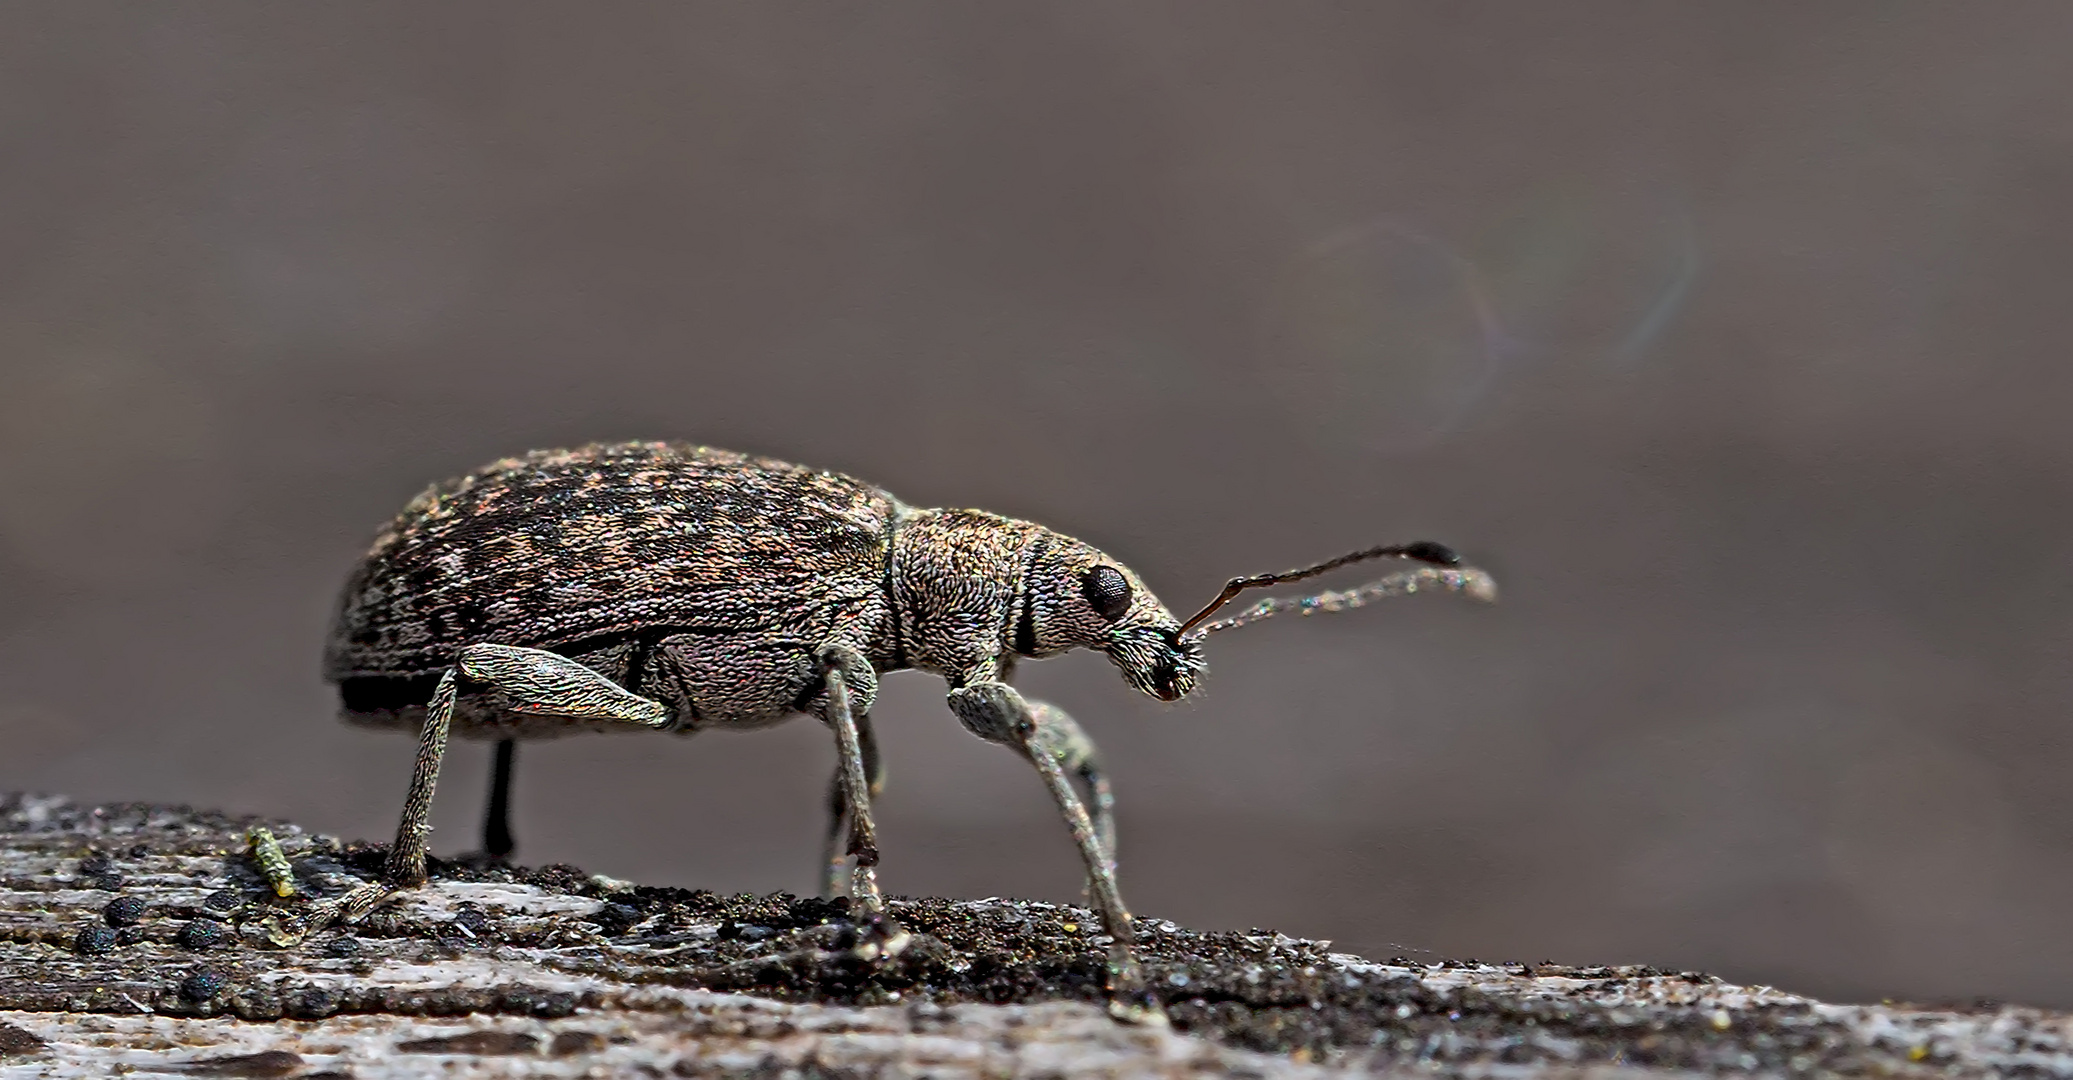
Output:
[1175, 540, 1494, 639]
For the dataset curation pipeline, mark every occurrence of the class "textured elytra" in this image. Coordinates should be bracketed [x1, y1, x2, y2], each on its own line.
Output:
[328, 443, 897, 681]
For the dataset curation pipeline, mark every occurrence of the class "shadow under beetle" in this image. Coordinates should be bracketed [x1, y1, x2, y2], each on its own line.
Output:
[313, 442, 1495, 1022]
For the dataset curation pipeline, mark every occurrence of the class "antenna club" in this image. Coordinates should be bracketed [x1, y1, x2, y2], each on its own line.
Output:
[1402, 540, 1460, 566]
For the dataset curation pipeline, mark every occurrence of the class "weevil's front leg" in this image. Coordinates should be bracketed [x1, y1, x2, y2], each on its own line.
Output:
[285, 645, 671, 942]
[820, 713, 884, 898]
[1025, 700, 1116, 889]
[948, 681, 1163, 1025]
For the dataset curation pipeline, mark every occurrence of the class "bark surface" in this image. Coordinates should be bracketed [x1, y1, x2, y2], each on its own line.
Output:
[1, 794, 2065, 1078]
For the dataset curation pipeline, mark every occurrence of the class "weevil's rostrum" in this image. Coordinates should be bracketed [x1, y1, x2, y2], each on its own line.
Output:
[315, 441, 1491, 1024]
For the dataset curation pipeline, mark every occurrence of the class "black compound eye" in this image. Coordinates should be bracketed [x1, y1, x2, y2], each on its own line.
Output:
[1081, 565, 1132, 620]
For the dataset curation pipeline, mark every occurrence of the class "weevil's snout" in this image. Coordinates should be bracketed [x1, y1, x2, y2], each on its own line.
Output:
[1109, 623, 1203, 701]
[1016, 534, 1203, 700]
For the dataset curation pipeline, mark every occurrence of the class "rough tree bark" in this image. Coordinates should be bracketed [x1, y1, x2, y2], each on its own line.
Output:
[1, 794, 2067, 1078]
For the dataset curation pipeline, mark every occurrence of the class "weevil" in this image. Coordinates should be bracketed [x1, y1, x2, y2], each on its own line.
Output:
[312, 442, 1494, 1021]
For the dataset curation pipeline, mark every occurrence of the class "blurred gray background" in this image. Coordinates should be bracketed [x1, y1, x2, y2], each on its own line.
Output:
[5, 3, 2071, 1009]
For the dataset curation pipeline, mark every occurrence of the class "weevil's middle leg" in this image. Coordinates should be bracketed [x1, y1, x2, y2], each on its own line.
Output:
[816, 644, 885, 911]
[483, 738, 518, 860]
[290, 645, 671, 941]
[820, 714, 884, 898]
[948, 681, 1162, 1025]
[815, 643, 910, 959]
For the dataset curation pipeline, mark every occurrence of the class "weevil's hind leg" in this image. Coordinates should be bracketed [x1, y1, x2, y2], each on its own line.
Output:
[820, 714, 884, 898]
[820, 779, 842, 899]
[948, 681, 1163, 1025]
[386, 644, 670, 886]
[483, 738, 518, 861]
[285, 645, 671, 943]
[1025, 700, 1115, 893]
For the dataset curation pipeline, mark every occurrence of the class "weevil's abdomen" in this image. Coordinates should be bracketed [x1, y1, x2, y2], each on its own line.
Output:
[326, 442, 901, 733]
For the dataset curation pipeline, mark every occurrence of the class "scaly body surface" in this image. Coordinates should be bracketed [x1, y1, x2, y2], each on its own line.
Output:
[329, 443, 908, 736]
[313, 441, 1493, 1023]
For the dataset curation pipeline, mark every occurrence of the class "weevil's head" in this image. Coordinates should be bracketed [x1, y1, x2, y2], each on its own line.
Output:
[889, 508, 1204, 700]
[1017, 533, 1203, 702]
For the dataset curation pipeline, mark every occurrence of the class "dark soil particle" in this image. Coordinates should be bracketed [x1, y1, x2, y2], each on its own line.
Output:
[451, 901, 492, 937]
[178, 919, 232, 950]
[321, 935, 362, 957]
[202, 890, 242, 913]
[103, 895, 149, 926]
[0, 1022, 46, 1055]
[179, 969, 229, 1003]
[73, 925, 119, 955]
[78, 851, 126, 891]
[395, 1031, 541, 1055]
[286, 986, 338, 1020]
[592, 902, 641, 936]
[550, 1030, 608, 1055]
[174, 1048, 305, 1076]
